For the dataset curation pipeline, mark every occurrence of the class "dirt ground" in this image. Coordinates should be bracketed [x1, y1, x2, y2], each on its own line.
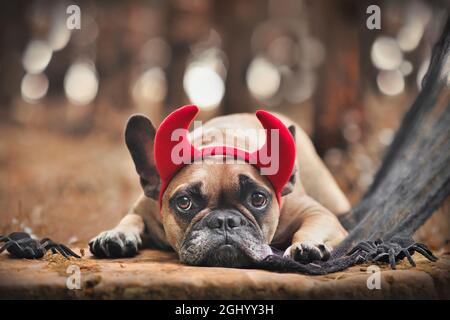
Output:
[1, 247, 449, 299]
[0, 117, 139, 245]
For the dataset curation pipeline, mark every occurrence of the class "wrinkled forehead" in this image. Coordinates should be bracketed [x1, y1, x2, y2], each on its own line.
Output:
[164, 158, 273, 201]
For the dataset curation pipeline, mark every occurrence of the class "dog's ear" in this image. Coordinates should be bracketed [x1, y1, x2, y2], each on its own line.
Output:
[125, 114, 160, 200]
[281, 125, 297, 196]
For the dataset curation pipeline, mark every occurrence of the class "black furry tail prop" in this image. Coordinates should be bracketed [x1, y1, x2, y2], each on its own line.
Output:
[255, 237, 438, 275]
[254, 15, 450, 275]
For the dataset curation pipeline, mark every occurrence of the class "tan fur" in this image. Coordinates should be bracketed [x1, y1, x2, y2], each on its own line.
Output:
[104, 112, 349, 257]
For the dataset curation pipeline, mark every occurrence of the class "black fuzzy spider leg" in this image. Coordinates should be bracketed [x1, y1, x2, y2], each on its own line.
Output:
[347, 242, 375, 255]
[59, 244, 81, 258]
[373, 252, 388, 262]
[410, 245, 438, 262]
[0, 241, 15, 254]
[388, 248, 397, 269]
[0, 235, 8, 242]
[40, 240, 67, 258]
[0, 237, 30, 254]
[402, 249, 416, 267]
[53, 245, 69, 258]
[363, 241, 378, 250]
[42, 241, 80, 259]
[346, 246, 360, 256]
[40, 238, 51, 244]
[413, 243, 438, 260]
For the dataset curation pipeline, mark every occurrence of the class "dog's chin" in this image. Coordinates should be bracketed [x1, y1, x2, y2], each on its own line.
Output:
[203, 244, 252, 268]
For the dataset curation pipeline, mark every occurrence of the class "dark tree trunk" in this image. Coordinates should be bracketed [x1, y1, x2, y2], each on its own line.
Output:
[0, 1, 29, 119]
[214, 0, 267, 114]
[164, 0, 212, 112]
[312, 0, 364, 155]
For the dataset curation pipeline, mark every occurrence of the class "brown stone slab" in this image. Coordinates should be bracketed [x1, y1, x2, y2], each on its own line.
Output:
[0, 249, 449, 299]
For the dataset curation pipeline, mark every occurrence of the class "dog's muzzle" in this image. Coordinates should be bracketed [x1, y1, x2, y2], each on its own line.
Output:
[179, 209, 271, 268]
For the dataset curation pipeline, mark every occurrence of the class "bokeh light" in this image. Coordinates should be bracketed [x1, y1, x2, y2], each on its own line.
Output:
[399, 60, 413, 76]
[397, 21, 424, 52]
[64, 61, 99, 105]
[183, 48, 226, 110]
[371, 36, 403, 71]
[377, 70, 405, 96]
[21, 73, 49, 103]
[183, 64, 225, 110]
[132, 67, 167, 105]
[246, 56, 281, 101]
[48, 13, 71, 51]
[22, 40, 53, 74]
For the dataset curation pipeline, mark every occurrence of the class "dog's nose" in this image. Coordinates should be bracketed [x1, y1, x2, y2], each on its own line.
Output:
[206, 211, 245, 230]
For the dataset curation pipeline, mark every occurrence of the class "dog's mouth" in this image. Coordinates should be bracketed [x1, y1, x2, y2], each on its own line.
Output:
[178, 211, 272, 268]
[181, 234, 269, 268]
[203, 242, 252, 268]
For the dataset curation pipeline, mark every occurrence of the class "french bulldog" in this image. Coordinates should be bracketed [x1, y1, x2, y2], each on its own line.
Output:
[89, 105, 349, 267]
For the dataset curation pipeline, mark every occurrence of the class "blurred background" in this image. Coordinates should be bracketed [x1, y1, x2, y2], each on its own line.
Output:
[0, 0, 448, 250]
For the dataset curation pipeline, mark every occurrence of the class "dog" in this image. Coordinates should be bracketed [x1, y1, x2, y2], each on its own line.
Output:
[89, 105, 349, 267]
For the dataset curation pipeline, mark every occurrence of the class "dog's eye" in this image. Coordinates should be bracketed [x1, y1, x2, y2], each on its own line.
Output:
[176, 196, 192, 211]
[250, 192, 267, 208]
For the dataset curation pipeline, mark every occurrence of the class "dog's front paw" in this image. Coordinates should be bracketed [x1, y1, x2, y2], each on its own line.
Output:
[283, 241, 331, 264]
[89, 229, 141, 258]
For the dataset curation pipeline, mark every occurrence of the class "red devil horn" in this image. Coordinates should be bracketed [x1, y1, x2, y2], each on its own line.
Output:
[154, 105, 296, 207]
[154, 105, 199, 199]
[253, 110, 296, 203]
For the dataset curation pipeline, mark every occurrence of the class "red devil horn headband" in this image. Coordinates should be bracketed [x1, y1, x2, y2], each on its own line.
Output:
[154, 105, 296, 206]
